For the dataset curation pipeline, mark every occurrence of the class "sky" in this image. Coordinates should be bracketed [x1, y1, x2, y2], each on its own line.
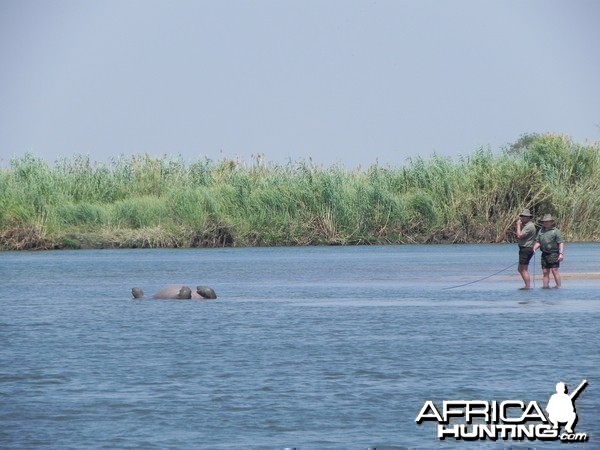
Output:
[1, 0, 599, 169]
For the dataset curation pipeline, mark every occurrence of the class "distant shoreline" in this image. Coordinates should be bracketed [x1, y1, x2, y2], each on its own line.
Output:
[2, 238, 600, 252]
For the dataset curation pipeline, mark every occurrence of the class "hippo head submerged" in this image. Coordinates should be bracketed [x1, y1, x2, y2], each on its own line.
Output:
[196, 286, 217, 299]
[132, 287, 145, 299]
[177, 286, 192, 299]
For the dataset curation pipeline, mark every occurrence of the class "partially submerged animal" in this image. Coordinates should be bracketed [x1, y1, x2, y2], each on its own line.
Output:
[196, 285, 217, 299]
[131, 285, 217, 300]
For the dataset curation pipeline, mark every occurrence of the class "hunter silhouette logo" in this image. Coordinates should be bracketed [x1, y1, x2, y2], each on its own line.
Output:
[547, 379, 587, 434]
[415, 379, 589, 442]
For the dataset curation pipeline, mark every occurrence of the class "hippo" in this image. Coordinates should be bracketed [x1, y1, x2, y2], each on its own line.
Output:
[131, 285, 217, 300]
[196, 285, 217, 299]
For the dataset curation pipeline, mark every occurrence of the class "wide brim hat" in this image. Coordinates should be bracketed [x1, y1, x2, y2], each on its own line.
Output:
[541, 214, 555, 222]
[519, 209, 533, 217]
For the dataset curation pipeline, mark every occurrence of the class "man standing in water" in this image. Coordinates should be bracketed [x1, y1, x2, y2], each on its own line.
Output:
[516, 209, 536, 290]
[533, 214, 564, 288]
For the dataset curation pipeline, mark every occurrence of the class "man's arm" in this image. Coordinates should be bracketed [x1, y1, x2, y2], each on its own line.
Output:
[558, 242, 564, 261]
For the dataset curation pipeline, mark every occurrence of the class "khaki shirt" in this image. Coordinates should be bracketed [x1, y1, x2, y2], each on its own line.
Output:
[518, 221, 537, 248]
[536, 227, 563, 253]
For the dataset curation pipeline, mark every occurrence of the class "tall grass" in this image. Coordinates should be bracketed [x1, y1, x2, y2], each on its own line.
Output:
[1, 133, 599, 250]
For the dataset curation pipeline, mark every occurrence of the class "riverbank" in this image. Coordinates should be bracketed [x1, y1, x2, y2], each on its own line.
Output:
[2, 133, 599, 251]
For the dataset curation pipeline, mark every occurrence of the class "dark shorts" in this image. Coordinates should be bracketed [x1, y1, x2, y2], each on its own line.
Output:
[518, 247, 534, 266]
[541, 252, 560, 269]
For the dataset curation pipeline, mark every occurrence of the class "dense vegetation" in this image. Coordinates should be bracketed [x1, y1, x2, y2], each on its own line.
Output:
[1, 133, 599, 250]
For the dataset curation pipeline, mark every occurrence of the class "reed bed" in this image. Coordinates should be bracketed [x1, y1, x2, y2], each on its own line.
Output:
[1, 134, 599, 250]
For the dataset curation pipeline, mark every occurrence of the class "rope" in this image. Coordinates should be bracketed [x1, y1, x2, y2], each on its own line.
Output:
[532, 252, 536, 289]
[442, 262, 517, 290]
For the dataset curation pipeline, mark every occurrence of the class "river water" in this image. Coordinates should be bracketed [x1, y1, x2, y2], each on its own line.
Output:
[1, 244, 599, 449]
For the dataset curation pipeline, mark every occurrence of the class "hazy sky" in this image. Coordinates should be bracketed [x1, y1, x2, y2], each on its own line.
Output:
[1, 0, 598, 168]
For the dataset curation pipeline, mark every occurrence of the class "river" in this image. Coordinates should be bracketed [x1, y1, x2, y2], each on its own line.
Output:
[1, 244, 598, 449]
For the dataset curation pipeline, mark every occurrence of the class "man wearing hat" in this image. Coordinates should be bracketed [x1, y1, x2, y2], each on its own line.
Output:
[516, 209, 537, 289]
[533, 214, 564, 288]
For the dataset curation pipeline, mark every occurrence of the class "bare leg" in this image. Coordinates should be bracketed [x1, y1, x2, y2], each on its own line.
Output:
[518, 264, 531, 289]
[551, 268, 562, 288]
[542, 268, 551, 288]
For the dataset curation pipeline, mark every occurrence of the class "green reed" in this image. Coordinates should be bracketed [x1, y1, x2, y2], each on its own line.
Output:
[1, 133, 599, 250]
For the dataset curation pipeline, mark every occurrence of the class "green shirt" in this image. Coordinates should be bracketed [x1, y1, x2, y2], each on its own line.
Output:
[518, 221, 537, 248]
[536, 227, 563, 253]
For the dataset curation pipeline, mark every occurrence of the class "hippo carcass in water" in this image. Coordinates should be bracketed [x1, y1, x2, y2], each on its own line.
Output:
[196, 285, 217, 299]
[131, 287, 145, 299]
[131, 285, 217, 300]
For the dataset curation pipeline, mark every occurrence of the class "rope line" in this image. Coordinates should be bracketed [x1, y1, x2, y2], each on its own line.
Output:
[532, 252, 536, 289]
[442, 262, 517, 290]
